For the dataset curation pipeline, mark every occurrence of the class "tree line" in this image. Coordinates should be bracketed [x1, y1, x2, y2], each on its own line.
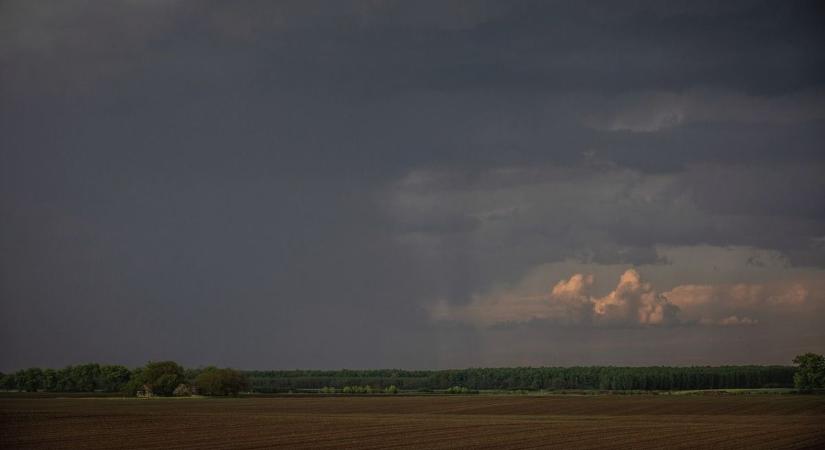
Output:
[245, 365, 798, 392]
[0, 362, 248, 396]
[2, 354, 823, 394]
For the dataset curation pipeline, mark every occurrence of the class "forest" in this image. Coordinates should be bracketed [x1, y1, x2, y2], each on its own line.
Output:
[3, 362, 818, 394]
[244, 365, 797, 392]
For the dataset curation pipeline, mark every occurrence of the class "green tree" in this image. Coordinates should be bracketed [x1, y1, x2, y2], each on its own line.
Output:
[68, 364, 101, 392]
[17, 368, 44, 392]
[123, 367, 144, 395]
[42, 369, 58, 391]
[793, 353, 825, 391]
[132, 361, 185, 396]
[194, 367, 249, 396]
[99, 365, 132, 392]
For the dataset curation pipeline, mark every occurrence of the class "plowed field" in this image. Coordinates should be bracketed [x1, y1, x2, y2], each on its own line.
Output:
[2, 395, 824, 449]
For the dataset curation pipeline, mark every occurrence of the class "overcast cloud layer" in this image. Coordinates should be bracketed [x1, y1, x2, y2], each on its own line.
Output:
[1, 1, 824, 371]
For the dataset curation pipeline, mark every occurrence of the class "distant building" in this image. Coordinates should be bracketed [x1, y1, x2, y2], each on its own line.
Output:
[136, 384, 153, 398]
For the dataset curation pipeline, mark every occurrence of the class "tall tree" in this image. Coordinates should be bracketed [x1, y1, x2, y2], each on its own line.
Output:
[793, 353, 825, 391]
[132, 361, 186, 396]
[195, 367, 249, 396]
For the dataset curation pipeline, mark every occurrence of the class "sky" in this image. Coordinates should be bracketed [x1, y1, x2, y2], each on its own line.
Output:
[1, 0, 824, 371]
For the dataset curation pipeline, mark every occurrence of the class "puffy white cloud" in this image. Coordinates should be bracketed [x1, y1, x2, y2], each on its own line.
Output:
[592, 269, 679, 325]
[433, 269, 677, 327]
[433, 268, 821, 328]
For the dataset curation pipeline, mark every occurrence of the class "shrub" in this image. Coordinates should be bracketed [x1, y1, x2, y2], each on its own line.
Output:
[341, 385, 376, 394]
[445, 386, 477, 394]
[173, 384, 193, 397]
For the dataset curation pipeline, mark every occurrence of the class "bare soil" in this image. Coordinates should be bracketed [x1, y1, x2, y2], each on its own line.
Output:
[2, 395, 824, 449]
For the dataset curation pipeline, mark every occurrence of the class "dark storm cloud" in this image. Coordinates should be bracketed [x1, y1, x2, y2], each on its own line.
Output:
[1, 1, 824, 370]
[178, 0, 825, 95]
[3, 1, 824, 174]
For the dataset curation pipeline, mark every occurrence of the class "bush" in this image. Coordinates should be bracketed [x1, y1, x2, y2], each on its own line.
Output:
[341, 385, 376, 394]
[445, 386, 477, 394]
[173, 384, 193, 397]
[384, 385, 399, 394]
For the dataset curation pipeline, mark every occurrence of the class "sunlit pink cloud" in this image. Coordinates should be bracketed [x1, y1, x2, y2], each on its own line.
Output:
[432, 269, 821, 328]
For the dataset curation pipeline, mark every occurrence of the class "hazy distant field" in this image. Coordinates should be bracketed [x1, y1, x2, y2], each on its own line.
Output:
[2, 395, 824, 449]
